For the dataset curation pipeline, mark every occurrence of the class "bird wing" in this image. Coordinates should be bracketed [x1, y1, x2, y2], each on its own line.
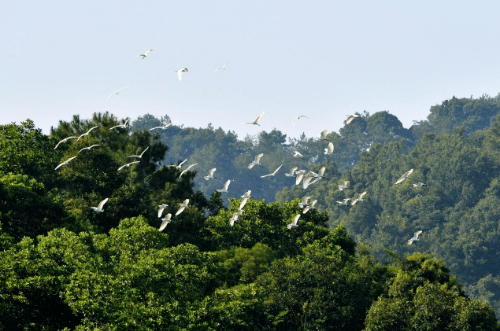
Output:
[295, 173, 305, 185]
[318, 167, 326, 177]
[272, 164, 283, 175]
[260, 173, 273, 178]
[254, 112, 265, 123]
[248, 163, 255, 169]
[177, 70, 183, 81]
[302, 176, 314, 189]
[414, 230, 422, 239]
[98, 198, 109, 209]
[255, 153, 264, 162]
[395, 177, 406, 184]
[159, 214, 172, 231]
[346, 116, 355, 124]
[327, 142, 334, 154]
[223, 180, 231, 191]
[404, 169, 414, 177]
[208, 168, 216, 176]
[320, 130, 328, 138]
[239, 198, 248, 210]
[359, 191, 367, 198]
[310, 200, 317, 207]
[175, 207, 185, 216]
[293, 214, 301, 225]
[139, 146, 149, 157]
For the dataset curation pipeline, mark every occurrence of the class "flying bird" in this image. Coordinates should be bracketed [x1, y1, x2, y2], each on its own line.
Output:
[214, 61, 230, 72]
[204, 168, 217, 180]
[54, 136, 76, 149]
[128, 146, 149, 159]
[135, 49, 153, 59]
[413, 182, 426, 188]
[248, 153, 264, 169]
[319, 130, 330, 141]
[293, 151, 304, 159]
[167, 159, 187, 169]
[261, 164, 283, 178]
[351, 192, 367, 205]
[285, 167, 298, 177]
[408, 230, 423, 245]
[149, 122, 177, 131]
[91, 198, 108, 213]
[217, 180, 231, 194]
[118, 161, 140, 171]
[303, 200, 317, 214]
[159, 213, 172, 231]
[346, 114, 360, 124]
[107, 87, 128, 100]
[175, 199, 189, 216]
[176, 68, 188, 81]
[110, 118, 130, 130]
[287, 214, 301, 230]
[395, 169, 414, 185]
[338, 181, 349, 191]
[55, 156, 77, 170]
[179, 163, 197, 179]
[78, 144, 100, 153]
[239, 198, 248, 210]
[242, 112, 265, 126]
[298, 196, 311, 208]
[292, 115, 308, 126]
[158, 204, 168, 218]
[324, 142, 334, 155]
[229, 210, 244, 226]
[336, 198, 351, 206]
[77, 126, 98, 141]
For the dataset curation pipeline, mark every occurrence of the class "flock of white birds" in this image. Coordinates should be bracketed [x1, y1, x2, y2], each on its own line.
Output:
[52, 50, 424, 245]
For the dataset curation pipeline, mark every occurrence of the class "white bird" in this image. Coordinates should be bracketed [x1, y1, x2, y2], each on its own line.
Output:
[241, 190, 252, 199]
[287, 214, 301, 230]
[351, 192, 367, 205]
[135, 49, 153, 59]
[295, 170, 307, 185]
[118, 161, 140, 171]
[149, 122, 177, 131]
[346, 114, 360, 124]
[229, 210, 244, 226]
[204, 168, 217, 180]
[324, 142, 334, 155]
[217, 180, 231, 194]
[319, 130, 330, 141]
[158, 204, 168, 218]
[302, 175, 316, 189]
[248, 153, 264, 169]
[239, 198, 248, 210]
[175, 199, 189, 216]
[214, 61, 229, 72]
[77, 126, 98, 141]
[110, 118, 130, 130]
[292, 115, 308, 126]
[242, 112, 265, 126]
[176, 68, 188, 81]
[336, 198, 351, 206]
[179, 163, 197, 179]
[91, 198, 108, 213]
[54, 136, 76, 149]
[408, 230, 423, 245]
[167, 159, 187, 169]
[284, 167, 298, 177]
[159, 213, 172, 231]
[339, 181, 349, 191]
[293, 151, 304, 159]
[303, 200, 317, 214]
[298, 196, 311, 208]
[395, 169, 414, 185]
[413, 182, 426, 188]
[78, 144, 100, 153]
[261, 164, 283, 178]
[55, 156, 77, 170]
[107, 87, 128, 100]
[128, 146, 149, 159]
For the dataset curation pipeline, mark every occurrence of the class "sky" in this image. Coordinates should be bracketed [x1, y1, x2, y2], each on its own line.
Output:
[2, 0, 500, 140]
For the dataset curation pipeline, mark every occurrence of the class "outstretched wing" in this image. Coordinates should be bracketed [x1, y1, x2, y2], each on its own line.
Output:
[254, 112, 265, 123]
[98, 198, 109, 210]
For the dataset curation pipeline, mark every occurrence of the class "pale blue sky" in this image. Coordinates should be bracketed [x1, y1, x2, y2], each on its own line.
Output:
[2, 1, 500, 139]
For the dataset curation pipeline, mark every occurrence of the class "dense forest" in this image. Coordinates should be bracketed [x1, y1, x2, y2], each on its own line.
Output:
[2, 94, 500, 329]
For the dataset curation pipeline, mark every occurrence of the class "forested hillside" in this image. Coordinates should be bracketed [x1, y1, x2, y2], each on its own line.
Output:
[2, 94, 500, 329]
